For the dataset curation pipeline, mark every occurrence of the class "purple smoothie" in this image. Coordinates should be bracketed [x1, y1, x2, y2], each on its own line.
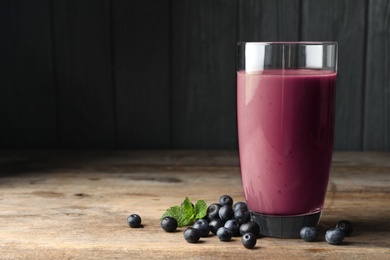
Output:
[237, 69, 336, 216]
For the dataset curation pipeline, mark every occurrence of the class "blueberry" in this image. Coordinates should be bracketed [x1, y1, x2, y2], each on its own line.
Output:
[219, 195, 233, 207]
[193, 219, 210, 237]
[183, 227, 201, 243]
[161, 217, 178, 232]
[209, 218, 225, 235]
[239, 221, 260, 237]
[216, 227, 232, 242]
[233, 201, 248, 212]
[325, 228, 345, 245]
[206, 203, 222, 221]
[242, 232, 257, 249]
[234, 209, 251, 225]
[219, 205, 234, 221]
[300, 226, 317, 242]
[127, 214, 142, 228]
[224, 219, 240, 237]
[336, 220, 353, 236]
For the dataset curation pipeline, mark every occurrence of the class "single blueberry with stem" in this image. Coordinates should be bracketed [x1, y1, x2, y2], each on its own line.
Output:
[183, 228, 201, 243]
[242, 232, 257, 249]
[300, 226, 318, 242]
[161, 216, 178, 232]
[127, 214, 142, 228]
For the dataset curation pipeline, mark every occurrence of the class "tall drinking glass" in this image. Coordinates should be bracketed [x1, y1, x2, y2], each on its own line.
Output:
[237, 42, 338, 238]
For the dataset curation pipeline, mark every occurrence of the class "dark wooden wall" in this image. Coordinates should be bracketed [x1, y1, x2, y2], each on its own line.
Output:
[1, 0, 389, 150]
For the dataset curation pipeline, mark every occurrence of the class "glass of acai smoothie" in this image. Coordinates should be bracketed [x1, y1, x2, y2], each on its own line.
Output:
[237, 42, 338, 238]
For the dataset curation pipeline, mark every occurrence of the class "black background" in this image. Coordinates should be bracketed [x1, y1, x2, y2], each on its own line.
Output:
[1, 0, 389, 150]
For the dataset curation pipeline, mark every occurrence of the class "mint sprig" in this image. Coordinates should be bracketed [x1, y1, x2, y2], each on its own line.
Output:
[160, 197, 207, 227]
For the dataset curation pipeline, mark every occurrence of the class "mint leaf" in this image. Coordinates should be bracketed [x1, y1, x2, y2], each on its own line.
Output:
[160, 206, 194, 226]
[194, 200, 207, 219]
[182, 197, 195, 216]
[160, 197, 207, 227]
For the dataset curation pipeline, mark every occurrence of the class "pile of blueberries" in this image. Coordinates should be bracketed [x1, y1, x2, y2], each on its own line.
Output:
[127, 194, 353, 248]
[175, 195, 259, 249]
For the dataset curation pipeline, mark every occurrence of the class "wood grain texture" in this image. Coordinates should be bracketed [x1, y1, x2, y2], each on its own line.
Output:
[363, 0, 390, 150]
[0, 0, 56, 148]
[238, 0, 300, 41]
[172, 0, 238, 149]
[52, 0, 115, 148]
[0, 151, 389, 259]
[301, 0, 366, 150]
[113, 0, 171, 148]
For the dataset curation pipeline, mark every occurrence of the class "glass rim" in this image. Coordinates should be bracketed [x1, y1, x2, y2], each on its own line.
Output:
[237, 41, 338, 46]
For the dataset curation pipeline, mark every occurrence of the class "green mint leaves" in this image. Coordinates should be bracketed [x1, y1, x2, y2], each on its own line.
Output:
[194, 200, 207, 219]
[160, 197, 207, 227]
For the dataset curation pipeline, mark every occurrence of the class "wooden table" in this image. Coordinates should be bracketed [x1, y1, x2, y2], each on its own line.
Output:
[0, 151, 389, 259]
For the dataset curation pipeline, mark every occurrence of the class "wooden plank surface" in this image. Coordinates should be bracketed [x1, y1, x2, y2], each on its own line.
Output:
[238, 0, 300, 41]
[0, 151, 389, 259]
[1, 1, 389, 151]
[301, 0, 366, 150]
[52, 0, 115, 148]
[113, 0, 171, 149]
[171, 0, 238, 149]
[363, 0, 390, 150]
[0, 0, 57, 148]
